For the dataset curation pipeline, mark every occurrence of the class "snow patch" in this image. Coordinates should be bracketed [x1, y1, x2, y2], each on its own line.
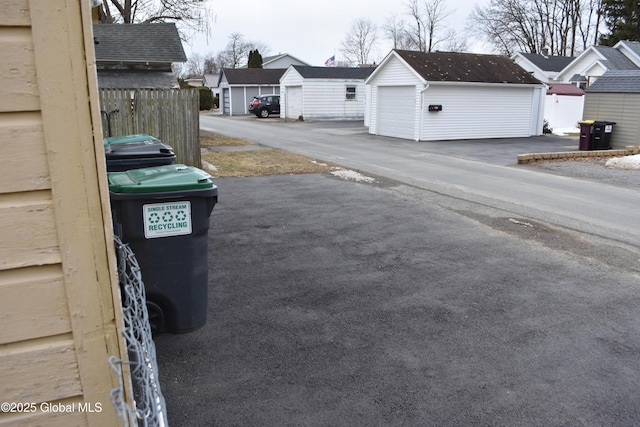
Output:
[330, 169, 377, 183]
[605, 154, 640, 170]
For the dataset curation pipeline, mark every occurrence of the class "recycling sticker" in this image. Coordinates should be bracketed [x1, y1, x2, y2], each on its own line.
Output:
[143, 201, 192, 238]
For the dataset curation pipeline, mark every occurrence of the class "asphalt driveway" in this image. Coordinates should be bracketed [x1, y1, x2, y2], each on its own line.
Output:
[154, 172, 640, 426]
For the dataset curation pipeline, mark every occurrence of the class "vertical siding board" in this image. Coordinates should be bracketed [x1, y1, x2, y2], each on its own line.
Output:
[29, 1, 123, 424]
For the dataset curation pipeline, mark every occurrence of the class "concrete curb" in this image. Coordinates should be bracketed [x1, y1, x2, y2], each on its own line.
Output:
[518, 146, 640, 164]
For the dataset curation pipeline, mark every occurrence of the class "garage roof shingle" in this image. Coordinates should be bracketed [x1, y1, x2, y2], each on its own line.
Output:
[221, 68, 286, 85]
[395, 50, 541, 84]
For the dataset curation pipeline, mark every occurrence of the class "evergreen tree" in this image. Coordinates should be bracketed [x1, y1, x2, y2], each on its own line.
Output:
[600, 0, 640, 46]
[247, 49, 263, 68]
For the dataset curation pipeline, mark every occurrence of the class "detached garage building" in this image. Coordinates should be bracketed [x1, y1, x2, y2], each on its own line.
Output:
[583, 70, 640, 149]
[218, 68, 285, 116]
[280, 66, 375, 120]
[365, 50, 545, 141]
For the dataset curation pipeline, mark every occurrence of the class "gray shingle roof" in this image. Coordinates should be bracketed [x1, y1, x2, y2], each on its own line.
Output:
[518, 53, 574, 71]
[620, 40, 640, 58]
[592, 46, 638, 70]
[93, 23, 187, 64]
[291, 66, 375, 79]
[586, 70, 640, 93]
[394, 50, 541, 84]
[220, 68, 286, 85]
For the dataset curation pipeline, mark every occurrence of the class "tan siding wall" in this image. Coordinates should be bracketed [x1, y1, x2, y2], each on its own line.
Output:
[583, 93, 640, 148]
[0, 1, 125, 425]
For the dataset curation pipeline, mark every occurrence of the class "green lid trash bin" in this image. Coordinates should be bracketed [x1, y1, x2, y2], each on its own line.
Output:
[109, 164, 218, 333]
[104, 133, 176, 172]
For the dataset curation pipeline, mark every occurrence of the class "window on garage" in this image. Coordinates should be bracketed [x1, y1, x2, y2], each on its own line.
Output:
[346, 86, 356, 100]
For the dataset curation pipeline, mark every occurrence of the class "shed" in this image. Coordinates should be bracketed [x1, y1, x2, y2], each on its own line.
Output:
[280, 66, 375, 120]
[93, 23, 186, 89]
[583, 70, 640, 148]
[365, 50, 545, 141]
[1, 1, 127, 425]
[218, 68, 285, 116]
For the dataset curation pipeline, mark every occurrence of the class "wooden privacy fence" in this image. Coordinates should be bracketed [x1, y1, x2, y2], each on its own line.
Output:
[99, 88, 201, 167]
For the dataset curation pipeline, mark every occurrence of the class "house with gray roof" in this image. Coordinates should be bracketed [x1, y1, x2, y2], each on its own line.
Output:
[512, 52, 575, 83]
[280, 66, 375, 120]
[364, 50, 545, 141]
[262, 53, 309, 69]
[93, 23, 186, 89]
[583, 70, 640, 148]
[554, 41, 640, 88]
[217, 68, 286, 116]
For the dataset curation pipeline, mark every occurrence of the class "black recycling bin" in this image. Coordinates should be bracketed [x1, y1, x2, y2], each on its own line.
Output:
[104, 133, 176, 172]
[578, 120, 594, 151]
[592, 121, 616, 150]
[108, 164, 218, 333]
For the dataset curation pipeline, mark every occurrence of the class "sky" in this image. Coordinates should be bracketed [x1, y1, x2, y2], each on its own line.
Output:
[182, 0, 490, 67]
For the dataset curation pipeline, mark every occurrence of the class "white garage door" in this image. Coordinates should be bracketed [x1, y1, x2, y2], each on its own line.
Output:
[378, 86, 416, 139]
[285, 86, 303, 119]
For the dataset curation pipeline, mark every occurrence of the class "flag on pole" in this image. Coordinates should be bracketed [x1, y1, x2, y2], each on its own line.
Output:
[324, 55, 335, 67]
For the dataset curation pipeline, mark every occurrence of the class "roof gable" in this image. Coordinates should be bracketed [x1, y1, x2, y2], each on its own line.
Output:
[613, 40, 640, 67]
[220, 68, 286, 85]
[592, 46, 638, 70]
[93, 23, 187, 64]
[291, 66, 375, 80]
[516, 53, 574, 72]
[393, 50, 541, 84]
[262, 53, 310, 67]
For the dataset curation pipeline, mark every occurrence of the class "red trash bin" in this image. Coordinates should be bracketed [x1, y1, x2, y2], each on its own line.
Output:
[578, 120, 594, 151]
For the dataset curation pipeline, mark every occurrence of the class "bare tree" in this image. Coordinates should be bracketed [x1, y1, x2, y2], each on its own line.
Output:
[402, 0, 455, 52]
[212, 33, 271, 69]
[382, 13, 415, 50]
[99, 0, 212, 41]
[440, 29, 469, 52]
[405, 0, 426, 51]
[423, 0, 454, 52]
[183, 53, 205, 77]
[340, 18, 379, 66]
[470, 0, 603, 56]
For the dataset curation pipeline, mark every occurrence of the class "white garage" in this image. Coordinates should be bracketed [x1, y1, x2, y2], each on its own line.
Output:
[280, 65, 375, 121]
[366, 50, 545, 141]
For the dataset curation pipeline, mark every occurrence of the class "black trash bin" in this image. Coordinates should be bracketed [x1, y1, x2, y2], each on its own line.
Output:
[592, 121, 616, 150]
[108, 164, 218, 333]
[578, 120, 594, 151]
[104, 133, 177, 172]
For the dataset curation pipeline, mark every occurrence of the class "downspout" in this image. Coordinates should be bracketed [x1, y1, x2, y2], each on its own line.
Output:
[418, 82, 430, 141]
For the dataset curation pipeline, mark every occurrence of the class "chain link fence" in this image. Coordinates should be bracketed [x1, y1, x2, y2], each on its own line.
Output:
[110, 235, 168, 427]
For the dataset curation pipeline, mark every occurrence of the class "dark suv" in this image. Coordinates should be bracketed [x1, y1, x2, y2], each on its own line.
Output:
[248, 94, 280, 118]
